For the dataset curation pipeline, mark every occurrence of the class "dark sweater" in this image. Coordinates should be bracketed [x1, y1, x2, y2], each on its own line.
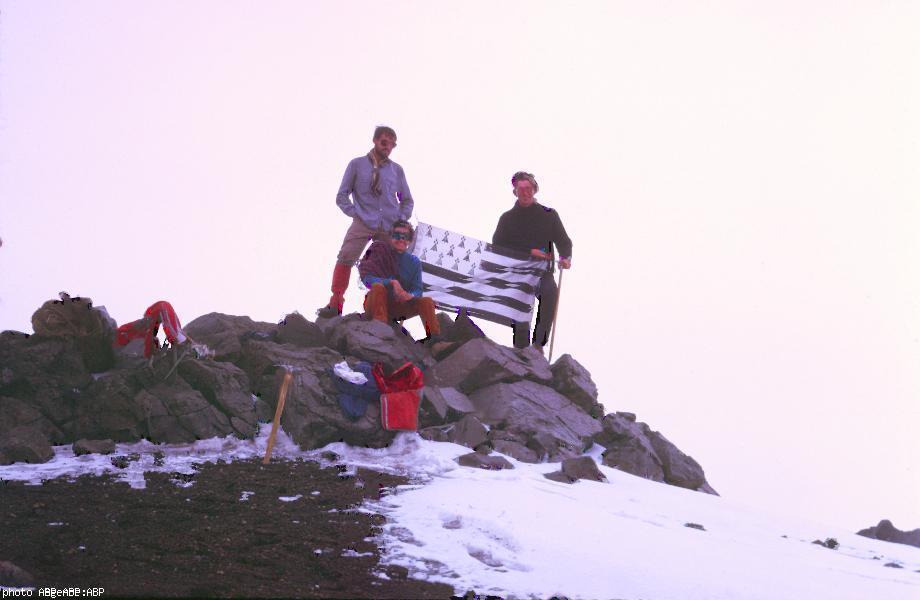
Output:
[492, 202, 573, 259]
[358, 240, 423, 298]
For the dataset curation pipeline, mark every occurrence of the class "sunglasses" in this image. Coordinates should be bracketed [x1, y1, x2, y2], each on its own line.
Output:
[391, 231, 413, 241]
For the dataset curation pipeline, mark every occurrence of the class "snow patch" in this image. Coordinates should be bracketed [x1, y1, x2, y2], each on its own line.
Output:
[1, 430, 918, 599]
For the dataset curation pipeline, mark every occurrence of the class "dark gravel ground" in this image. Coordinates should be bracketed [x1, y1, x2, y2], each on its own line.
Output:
[0, 457, 458, 598]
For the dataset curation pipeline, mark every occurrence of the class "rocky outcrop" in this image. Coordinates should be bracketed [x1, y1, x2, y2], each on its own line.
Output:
[275, 312, 325, 348]
[184, 312, 278, 362]
[426, 338, 551, 393]
[594, 412, 716, 494]
[0, 317, 263, 452]
[468, 380, 602, 462]
[139, 378, 238, 444]
[428, 311, 487, 361]
[857, 520, 920, 549]
[647, 430, 708, 491]
[0, 296, 718, 496]
[418, 386, 475, 426]
[175, 359, 258, 438]
[327, 316, 433, 372]
[549, 354, 603, 418]
[72, 369, 149, 442]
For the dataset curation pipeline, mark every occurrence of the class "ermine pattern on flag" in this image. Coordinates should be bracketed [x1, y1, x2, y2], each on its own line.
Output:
[411, 222, 548, 326]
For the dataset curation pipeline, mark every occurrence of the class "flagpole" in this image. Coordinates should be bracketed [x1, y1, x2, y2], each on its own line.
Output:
[547, 267, 564, 363]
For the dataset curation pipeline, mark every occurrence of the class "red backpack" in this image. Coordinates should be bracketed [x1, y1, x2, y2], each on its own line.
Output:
[371, 362, 424, 431]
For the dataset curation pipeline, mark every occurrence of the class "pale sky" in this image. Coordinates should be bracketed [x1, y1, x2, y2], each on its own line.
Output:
[1, 1, 918, 529]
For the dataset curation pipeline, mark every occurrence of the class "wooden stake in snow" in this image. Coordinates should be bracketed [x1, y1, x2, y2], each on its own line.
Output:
[263, 367, 293, 464]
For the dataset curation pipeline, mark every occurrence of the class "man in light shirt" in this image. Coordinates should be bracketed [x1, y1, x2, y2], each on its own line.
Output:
[317, 125, 415, 318]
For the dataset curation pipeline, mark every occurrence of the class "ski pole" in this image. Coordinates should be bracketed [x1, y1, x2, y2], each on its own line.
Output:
[547, 267, 564, 363]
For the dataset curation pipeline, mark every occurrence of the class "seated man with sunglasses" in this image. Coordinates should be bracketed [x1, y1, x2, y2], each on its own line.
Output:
[358, 220, 441, 340]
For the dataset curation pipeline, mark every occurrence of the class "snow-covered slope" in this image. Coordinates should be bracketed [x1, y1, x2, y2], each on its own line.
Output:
[2, 429, 918, 600]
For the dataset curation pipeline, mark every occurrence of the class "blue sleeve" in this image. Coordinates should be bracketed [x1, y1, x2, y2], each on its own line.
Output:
[336, 160, 357, 218]
[406, 256, 423, 298]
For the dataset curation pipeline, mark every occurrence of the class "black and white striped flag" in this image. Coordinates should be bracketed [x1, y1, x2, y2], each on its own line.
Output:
[411, 222, 548, 326]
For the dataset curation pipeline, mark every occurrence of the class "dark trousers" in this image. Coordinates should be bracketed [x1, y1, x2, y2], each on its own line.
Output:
[513, 271, 558, 348]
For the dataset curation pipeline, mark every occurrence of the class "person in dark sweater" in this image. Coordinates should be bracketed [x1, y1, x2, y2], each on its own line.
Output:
[358, 220, 440, 339]
[492, 171, 572, 350]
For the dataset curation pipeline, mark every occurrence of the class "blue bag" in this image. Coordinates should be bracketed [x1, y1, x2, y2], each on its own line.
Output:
[331, 361, 379, 421]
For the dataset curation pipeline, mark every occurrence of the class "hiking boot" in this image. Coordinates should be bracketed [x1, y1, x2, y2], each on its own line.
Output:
[418, 334, 444, 347]
[316, 304, 340, 319]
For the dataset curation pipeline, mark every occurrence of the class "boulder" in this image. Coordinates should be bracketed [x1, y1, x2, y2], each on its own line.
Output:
[0, 395, 65, 444]
[857, 520, 920, 549]
[427, 340, 460, 361]
[113, 337, 148, 370]
[30, 293, 117, 372]
[527, 431, 567, 462]
[73, 438, 116, 456]
[434, 313, 455, 340]
[601, 440, 665, 482]
[418, 414, 489, 451]
[550, 354, 603, 417]
[0, 333, 92, 425]
[447, 310, 486, 344]
[237, 338, 339, 389]
[70, 369, 147, 442]
[426, 338, 552, 394]
[419, 386, 475, 424]
[647, 430, 709, 491]
[594, 413, 716, 493]
[419, 386, 448, 422]
[275, 312, 325, 348]
[176, 359, 258, 438]
[184, 312, 278, 362]
[467, 380, 601, 462]
[327, 316, 433, 372]
[138, 378, 233, 444]
[429, 311, 484, 351]
[456, 452, 514, 470]
[0, 425, 54, 465]
[488, 429, 539, 463]
[313, 312, 343, 335]
[595, 413, 665, 482]
[441, 387, 476, 414]
[545, 457, 608, 484]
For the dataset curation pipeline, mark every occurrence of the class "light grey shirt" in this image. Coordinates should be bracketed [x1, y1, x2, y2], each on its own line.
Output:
[335, 155, 414, 230]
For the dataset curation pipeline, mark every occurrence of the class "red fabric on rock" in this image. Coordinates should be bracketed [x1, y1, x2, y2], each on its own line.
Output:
[115, 301, 186, 358]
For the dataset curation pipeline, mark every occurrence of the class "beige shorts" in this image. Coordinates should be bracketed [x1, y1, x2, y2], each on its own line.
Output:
[336, 217, 391, 265]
